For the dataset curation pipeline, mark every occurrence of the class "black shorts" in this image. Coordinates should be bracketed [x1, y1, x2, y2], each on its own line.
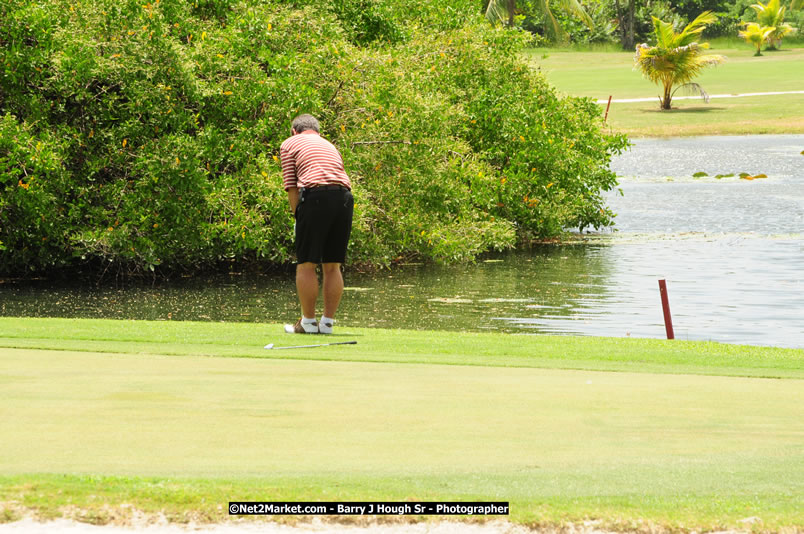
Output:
[295, 186, 354, 264]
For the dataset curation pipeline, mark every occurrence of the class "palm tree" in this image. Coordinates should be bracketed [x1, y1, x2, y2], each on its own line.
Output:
[484, 0, 593, 42]
[750, 0, 797, 49]
[739, 22, 776, 55]
[485, 0, 517, 27]
[634, 11, 725, 110]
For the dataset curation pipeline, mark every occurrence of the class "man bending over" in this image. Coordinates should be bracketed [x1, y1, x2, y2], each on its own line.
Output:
[280, 114, 354, 334]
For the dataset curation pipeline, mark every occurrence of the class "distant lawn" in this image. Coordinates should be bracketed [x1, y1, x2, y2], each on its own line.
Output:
[604, 93, 804, 137]
[525, 46, 804, 136]
[1, 318, 803, 529]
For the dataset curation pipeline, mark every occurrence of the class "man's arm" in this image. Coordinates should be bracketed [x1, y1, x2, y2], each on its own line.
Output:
[280, 143, 299, 215]
[287, 187, 300, 215]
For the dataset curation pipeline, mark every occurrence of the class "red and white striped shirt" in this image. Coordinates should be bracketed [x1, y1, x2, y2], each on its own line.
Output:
[280, 131, 351, 191]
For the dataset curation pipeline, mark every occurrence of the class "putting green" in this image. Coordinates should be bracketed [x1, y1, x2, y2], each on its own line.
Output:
[2, 318, 803, 527]
[3, 348, 802, 484]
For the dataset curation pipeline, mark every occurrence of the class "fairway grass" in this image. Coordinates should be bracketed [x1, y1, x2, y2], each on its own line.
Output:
[1, 318, 803, 378]
[525, 46, 804, 137]
[604, 93, 804, 137]
[1, 318, 803, 530]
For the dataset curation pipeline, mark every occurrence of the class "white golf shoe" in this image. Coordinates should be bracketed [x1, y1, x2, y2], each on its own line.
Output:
[318, 318, 335, 334]
[290, 318, 319, 334]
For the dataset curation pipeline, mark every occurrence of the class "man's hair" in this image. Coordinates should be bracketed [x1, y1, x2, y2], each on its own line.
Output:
[291, 114, 320, 134]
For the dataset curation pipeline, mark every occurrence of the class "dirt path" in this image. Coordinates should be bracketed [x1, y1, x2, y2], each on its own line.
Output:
[0, 514, 760, 534]
[0, 518, 543, 534]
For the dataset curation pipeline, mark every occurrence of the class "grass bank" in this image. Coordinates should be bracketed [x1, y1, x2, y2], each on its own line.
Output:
[1, 318, 803, 530]
[525, 46, 804, 137]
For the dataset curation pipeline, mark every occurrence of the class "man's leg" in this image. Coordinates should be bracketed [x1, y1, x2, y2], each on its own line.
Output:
[321, 262, 344, 319]
[296, 262, 319, 319]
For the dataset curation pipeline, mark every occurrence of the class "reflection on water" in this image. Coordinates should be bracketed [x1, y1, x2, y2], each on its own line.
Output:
[610, 134, 803, 181]
[526, 237, 803, 347]
[0, 246, 610, 331]
[608, 135, 804, 235]
[2, 238, 801, 348]
[1, 135, 802, 348]
[596, 135, 803, 348]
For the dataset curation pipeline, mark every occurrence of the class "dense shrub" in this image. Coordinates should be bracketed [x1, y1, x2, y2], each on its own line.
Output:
[0, 0, 627, 275]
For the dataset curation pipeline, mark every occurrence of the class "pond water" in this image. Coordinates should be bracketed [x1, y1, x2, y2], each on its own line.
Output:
[2, 135, 802, 348]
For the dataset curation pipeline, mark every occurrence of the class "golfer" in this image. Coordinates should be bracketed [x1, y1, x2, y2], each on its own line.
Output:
[280, 114, 353, 334]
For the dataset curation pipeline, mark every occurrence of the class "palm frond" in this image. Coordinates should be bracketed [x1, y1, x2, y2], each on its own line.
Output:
[775, 22, 796, 37]
[671, 82, 711, 103]
[752, 0, 783, 26]
[652, 16, 676, 47]
[535, 0, 569, 41]
[677, 11, 718, 46]
[485, 0, 509, 26]
[739, 22, 776, 41]
[552, 0, 594, 29]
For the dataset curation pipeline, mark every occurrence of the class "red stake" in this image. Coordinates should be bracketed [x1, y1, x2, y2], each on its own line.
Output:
[658, 279, 675, 340]
[604, 95, 613, 123]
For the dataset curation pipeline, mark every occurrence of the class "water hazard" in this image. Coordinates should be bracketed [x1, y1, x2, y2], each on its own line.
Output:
[2, 135, 802, 348]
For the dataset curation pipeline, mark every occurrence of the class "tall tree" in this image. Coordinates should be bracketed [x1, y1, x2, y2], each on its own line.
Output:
[634, 11, 725, 110]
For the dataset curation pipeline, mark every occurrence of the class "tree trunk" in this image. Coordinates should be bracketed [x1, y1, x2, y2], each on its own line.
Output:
[614, 0, 626, 47]
[662, 84, 672, 110]
[507, 0, 515, 27]
[627, 0, 635, 50]
[616, 0, 636, 50]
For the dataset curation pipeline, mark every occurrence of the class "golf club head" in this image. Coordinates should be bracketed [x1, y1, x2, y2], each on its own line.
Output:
[264, 343, 274, 350]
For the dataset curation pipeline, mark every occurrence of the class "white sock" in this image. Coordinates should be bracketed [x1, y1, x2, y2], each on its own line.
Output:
[320, 316, 335, 326]
[301, 316, 317, 324]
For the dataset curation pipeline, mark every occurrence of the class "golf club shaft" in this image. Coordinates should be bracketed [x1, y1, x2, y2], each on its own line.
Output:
[271, 340, 357, 350]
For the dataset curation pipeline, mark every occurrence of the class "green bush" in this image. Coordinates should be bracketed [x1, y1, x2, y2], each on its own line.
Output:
[329, 0, 405, 45]
[0, 0, 627, 275]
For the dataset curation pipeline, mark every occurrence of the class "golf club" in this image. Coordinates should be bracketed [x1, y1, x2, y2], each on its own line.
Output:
[264, 341, 357, 350]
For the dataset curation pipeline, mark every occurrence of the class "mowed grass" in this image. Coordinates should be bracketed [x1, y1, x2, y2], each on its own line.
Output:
[604, 93, 804, 137]
[525, 46, 804, 136]
[1, 318, 803, 529]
